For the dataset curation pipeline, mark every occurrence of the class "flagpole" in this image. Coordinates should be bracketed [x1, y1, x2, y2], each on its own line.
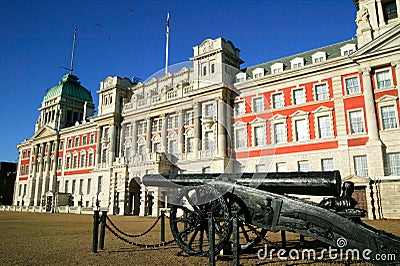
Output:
[70, 28, 77, 75]
[165, 13, 170, 75]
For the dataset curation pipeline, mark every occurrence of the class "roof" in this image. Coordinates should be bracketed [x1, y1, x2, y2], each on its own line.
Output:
[43, 74, 93, 102]
[242, 39, 357, 79]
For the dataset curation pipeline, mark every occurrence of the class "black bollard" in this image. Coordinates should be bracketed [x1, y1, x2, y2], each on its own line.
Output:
[281, 230, 286, 248]
[99, 211, 107, 250]
[299, 234, 305, 248]
[160, 210, 165, 242]
[92, 210, 100, 253]
[208, 212, 215, 266]
[232, 212, 240, 266]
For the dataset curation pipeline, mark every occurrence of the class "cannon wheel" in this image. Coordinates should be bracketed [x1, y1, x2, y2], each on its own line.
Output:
[169, 185, 231, 256]
[225, 193, 267, 251]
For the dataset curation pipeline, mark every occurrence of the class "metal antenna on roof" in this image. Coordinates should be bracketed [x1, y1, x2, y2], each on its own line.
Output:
[69, 28, 77, 74]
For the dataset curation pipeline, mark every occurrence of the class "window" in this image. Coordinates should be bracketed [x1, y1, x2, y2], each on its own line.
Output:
[274, 123, 286, 144]
[254, 126, 265, 146]
[290, 57, 304, 69]
[73, 155, 78, 168]
[252, 68, 264, 79]
[59, 141, 64, 150]
[271, 62, 283, 74]
[82, 136, 87, 145]
[87, 178, 92, 194]
[66, 157, 71, 169]
[138, 144, 146, 155]
[124, 126, 131, 138]
[186, 137, 194, 153]
[204, 104, 214, 118]
[203, 65, 207, 76]
[345, 77, 360, 95]
[235, 128, 247, 149]
[256, 164, 266, 172]
[74, 137, 79, 147]
[65, 180, 69, 193]
[185, 111, 194, 125]
[88, 153, 94, 167]
[376, 70, 392, 89]
[97, 176, 103, 193]
[253, 97, 264, 113]
[153, 142, 161, 152]
[318, 115, 332, 138]
[354, 155, 368, 177]
[315, 84, 329, 101]
[80, 153, 86, 168]
[349, 110, 365, 134]
[321, 158, 334, 171]
[20, 165, 24, 175]
[312, 51, 326, 63]
[340, 43, 356, 56]
[67, 139, 72, 148]
[152, 119, 162, 132]
[383, 1, 398, 22]
[167, 115, 178, 129]
[79, 179, 83, 194]
[57, 158, 63, 170]
[104, 127, 110, 139]
[72, 180, 76, 194]
[272, 93, 284, 109]
[295, 119, 308, 141]
[102, 149, 108, 163]
[234, 101, 245, 116]
[205, 131, 214, 150]
[90, 134, 95, 144]
[381, 105, 398, 129]
[293, 89, 306, 105]
[169, 140, 177, 154]
[298, 161, 309, 172]
[211, 63, 215, 74]
[236, 72, 246, 83]
[386, 153, 400, 175]
[276, 162, 286, 172]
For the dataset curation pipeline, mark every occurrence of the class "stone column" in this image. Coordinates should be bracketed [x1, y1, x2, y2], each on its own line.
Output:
[376, 0, 386, 26]
[96, 126, 102, 167]
[109, 122, 116, 167]
[397, 0, 400, 21]
[193, 103, 201, 159]
[361, 67, 385, 176]
[161, 114, 167, 152]
[146, 117, 152, 153]
[49, 139, 59, 192]
[119, 123, 126, 157]
[178, 110, 184, 154]
[132, 120, 138, 154]
[34, 143, 45, 206]
[217, 99, 227, 157]
[29, 145, 39, 205]
[42, 142, 52, 195]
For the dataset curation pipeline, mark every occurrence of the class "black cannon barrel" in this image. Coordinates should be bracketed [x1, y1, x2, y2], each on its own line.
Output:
[142, 171, 341, 197]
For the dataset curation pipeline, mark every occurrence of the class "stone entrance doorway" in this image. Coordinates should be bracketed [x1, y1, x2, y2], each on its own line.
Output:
[128, 178, 141, 215]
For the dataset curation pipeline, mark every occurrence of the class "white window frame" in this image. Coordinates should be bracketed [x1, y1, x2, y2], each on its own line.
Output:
[375, 68, 394, 90]
[312, 51, 327, 63]
[272, 92, 284, 109]
[234, 101, 246, 117]
[344, 75, 361, 95]
[348, 109, 366, 134]
[276, 162, 286, 172]
[236, 72, 246, 83]
[234, 122, 248, 150]
[252, 96, 264, 113]
[271, 114, 287, 144]
[298, 161, 309, 172]
[386, 153, 400, 175]
[321, 158, 334, 171]
[340, 43, 356, 56]
[252, 123, 266, 147]
[290, 57, 304, 69]
[377, 95, 399, 130]
[204, 103, 214, 118]
[252, 67, 264, 79]
[313, 106, 334, 139]
[204, 131, 214, 150]
[290, 110, 310, 142]
[292, 87, 306, 105]
[314, 83, 330, 101]
[354, 155, 368, 177]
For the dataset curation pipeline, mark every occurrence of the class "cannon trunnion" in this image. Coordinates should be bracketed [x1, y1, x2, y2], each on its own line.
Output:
[143, 171, 400, 265]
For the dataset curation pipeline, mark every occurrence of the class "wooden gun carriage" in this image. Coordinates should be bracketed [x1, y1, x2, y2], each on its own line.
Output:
[143, 171, 400, 265]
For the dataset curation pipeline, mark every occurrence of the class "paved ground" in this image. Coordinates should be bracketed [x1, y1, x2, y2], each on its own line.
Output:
[0, 211, 398, 265]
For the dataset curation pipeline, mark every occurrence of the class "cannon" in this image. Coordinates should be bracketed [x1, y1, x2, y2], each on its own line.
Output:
[143, 171, 400, 265]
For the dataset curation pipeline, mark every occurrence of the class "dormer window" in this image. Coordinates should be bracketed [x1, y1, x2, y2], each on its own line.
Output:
[290, 57, 304, 69]
[252, 67, 264, 79]
[236, 72, 246, 83]
[312, 51, 327, 63]
[271, 62, 284, 74]
[340, 44, 356, 56]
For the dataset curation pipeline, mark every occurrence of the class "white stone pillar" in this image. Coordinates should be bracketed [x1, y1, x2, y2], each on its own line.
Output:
[361, 67, 380, 141]
[49, 139, 59, 192]
[397, 0, 400, 21]
[29, 145, 39, 205]
[376, 0, 386, 26]
[132, 120, 138, 154]
[178, 110, 184, 154]
[193, 102, 201, 159]
[146, 117, 152, 153]
[217, 99, 227, 157]
[42, 142, 52, 192]
[161, 114, 167, 153]
[119, 124, 126, 157]
[109, 122, 116, 167]
[34, 143, 45, 206]
[96, 126, 102, 166]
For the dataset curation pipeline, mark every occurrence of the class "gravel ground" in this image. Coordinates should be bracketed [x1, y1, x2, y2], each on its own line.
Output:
[0, 211, 398, 265]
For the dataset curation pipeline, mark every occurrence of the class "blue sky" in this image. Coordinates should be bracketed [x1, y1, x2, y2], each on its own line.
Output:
[0, 0, 357, 162]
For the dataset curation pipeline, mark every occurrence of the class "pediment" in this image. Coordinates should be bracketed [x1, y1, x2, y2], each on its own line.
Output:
[249, 117, 266, 124]
[290, 110, 309, 118]
[351, 23, 400, 58]
[313, 106, 333, 114]
[31, 126, 57, 140]
[376, 94, 398, 103]
[233, 120, 247, 127]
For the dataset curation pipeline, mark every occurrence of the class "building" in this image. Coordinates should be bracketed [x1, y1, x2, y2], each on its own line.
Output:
[0, 162, 16, 205]
[12, 0, 400, 218]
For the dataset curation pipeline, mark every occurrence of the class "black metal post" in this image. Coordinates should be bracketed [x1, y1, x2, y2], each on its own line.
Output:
[92, 210, 99, 253]
[281, 230, 286, 248]
[160, 210, 165, 242]
[208, 211, 215, 266]
[299, 234, 305, 247]
[99, 211, 107, 250]
[232, 212, 240, 266]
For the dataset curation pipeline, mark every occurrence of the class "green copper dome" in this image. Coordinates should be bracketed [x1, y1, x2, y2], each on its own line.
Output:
[43, 74, 93, 102]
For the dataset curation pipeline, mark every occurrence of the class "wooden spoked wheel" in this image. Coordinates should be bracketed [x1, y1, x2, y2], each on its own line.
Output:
[169, 185, 231, 256]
